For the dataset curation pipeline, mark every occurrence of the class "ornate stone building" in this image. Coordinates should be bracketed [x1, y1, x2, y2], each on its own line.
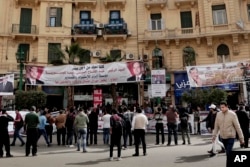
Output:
[0, 0, 250, 108]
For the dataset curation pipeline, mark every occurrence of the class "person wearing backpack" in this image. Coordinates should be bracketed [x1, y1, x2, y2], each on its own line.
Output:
[179, 107, 191, 145]
[10, 110, 25, 147]
[109, 109, 123, 161]
[123, 107, 134, 148]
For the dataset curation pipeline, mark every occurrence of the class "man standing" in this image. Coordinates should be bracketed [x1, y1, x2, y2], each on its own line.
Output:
[55, 110, 67, 146]
[88, 109, 98, 145]
[212, 101, 244, 166]
[0, 109, 14, 158]
[74, 108, 89, 152]
[109, 109, 123, 161]
[132, 108, 148, 156]
[236, 104, 249, 148]
[24, 106, 39, 156]
[166, 105, 179, 146]
[10, 109, 25, 146]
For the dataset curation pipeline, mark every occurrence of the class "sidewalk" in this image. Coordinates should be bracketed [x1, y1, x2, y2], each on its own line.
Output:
[1, 134, 249, 167]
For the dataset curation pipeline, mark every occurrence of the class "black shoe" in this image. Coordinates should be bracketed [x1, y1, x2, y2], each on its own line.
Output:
[0, 155, 3, 158]
[6, 154, 13, 158]
[209, 153, 216, 157]
[10, 143, 15, 146]
[182, 142, 185, 145]
[167, 143, 170, 146]
[143, 153, 147, 156]
[207, 150, 212, 154]
[132, 153, 139, 156]
[32, 154, 37, 156]
[26, 154, 29, 157]
[155, 143, 159, 145]
[20, 143, 25, 147]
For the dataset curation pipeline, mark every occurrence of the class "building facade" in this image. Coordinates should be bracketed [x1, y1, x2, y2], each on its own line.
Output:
[0, 0, 250, 108]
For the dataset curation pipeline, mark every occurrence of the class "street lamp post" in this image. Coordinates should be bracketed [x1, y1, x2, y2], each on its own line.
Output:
[153, 47, 161, 105]
[16, 48, 25, 91]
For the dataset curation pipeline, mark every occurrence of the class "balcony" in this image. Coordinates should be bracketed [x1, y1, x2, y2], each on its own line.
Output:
[11, 24, 38, 40]
[73, 0, 97, 8]
[104, 0, 126, 9]
[166, 27, 200, 39]
[144, 29, 167, 41]
[103, 18, 128, 41]
[174, 0, 197, 8]
[15, 0, 40, 6]
[145, 0, 168, 9]
[73, 23, 97, 41]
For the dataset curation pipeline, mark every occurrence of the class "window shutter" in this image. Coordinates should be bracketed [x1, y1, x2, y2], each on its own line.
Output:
[46, 7, 50, 27]
[56, 8, 62, 27]
[148, 19, 152, 30]
[161, 19, 164, 30]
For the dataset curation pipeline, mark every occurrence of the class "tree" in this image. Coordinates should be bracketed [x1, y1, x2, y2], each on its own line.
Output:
[181, 88, 227, 109]
[183, 47, 196, 66]
[15, 90, 47, 110]
[49, 43, 89, 108]
[99, 53, 124, 109]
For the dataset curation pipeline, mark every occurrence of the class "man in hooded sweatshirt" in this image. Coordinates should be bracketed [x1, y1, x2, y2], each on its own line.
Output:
[74, 108, 89, 152]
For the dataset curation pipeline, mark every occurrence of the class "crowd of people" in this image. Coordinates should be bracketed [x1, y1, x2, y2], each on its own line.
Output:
[0, 101, 249, 165]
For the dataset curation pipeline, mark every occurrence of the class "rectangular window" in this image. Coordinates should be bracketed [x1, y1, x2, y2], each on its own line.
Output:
[47, 7, 62, 27]
[48, 43, 61, 63]
[150, 13, 162, 30]
[80, 11, 91, 24]
[212, 5, 227, 25]
[180, 11, 193, 28]
[110, 50, 121, 60]
[247, 4, 250, 21]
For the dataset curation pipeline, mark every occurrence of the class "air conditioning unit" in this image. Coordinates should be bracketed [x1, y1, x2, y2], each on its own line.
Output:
[96, 23, 104, 29]
[92, 50, 102, 57]
[126, 53, 134, 60]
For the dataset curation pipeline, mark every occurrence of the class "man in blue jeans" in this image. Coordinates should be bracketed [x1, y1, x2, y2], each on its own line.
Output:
[212, 101, 244, 167]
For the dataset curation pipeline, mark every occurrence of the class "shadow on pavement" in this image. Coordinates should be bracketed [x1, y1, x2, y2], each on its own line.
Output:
[175, 154, 209, 163]
[65, 155, 131, 165]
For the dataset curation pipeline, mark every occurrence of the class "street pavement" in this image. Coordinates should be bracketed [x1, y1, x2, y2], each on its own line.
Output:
[1, 134, 249, 167]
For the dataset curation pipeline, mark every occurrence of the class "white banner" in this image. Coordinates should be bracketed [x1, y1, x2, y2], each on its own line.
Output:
[25, 61, 146, 86]
[151, 69, 166, 97]
[0, 74, 14, 95]
[186, 60, 250, 87]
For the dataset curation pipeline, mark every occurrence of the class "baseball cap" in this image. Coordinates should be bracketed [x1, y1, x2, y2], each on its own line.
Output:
[208, 104, 216, 109]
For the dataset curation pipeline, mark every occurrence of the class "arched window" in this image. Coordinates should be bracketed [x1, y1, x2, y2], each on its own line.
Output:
[152, 47, 163, 69]
[183, 46, 196, 66]
[217, 44, 230, 63]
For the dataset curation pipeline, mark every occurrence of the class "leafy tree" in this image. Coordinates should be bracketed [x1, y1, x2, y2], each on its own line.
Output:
[15, 90, 47, 110]
[183, 47, 196, 66]
[48, 43, 90, 108]
[181, 88, 227, 109]
[99, 53, 124, 109]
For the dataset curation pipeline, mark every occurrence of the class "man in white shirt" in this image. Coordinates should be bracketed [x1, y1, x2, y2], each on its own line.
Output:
[131, 108, 148, 156]
[102, 110, 111, 145]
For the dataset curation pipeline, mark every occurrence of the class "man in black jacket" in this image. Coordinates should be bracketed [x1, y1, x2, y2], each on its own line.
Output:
[236, 105, 249, 148]
[0, 109, 14, 157]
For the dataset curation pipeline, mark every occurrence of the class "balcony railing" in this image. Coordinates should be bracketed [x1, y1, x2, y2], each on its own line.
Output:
[12, 24, 37, 34]
[144, 29, 167, 39]
[73, 24, 97, 35]
[73, 0, 97, 7]
[145, 0, 168, 9]
[174, 0, 197, 7]
[104, 0, 126, 8]
[15, 0, 40, 6]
